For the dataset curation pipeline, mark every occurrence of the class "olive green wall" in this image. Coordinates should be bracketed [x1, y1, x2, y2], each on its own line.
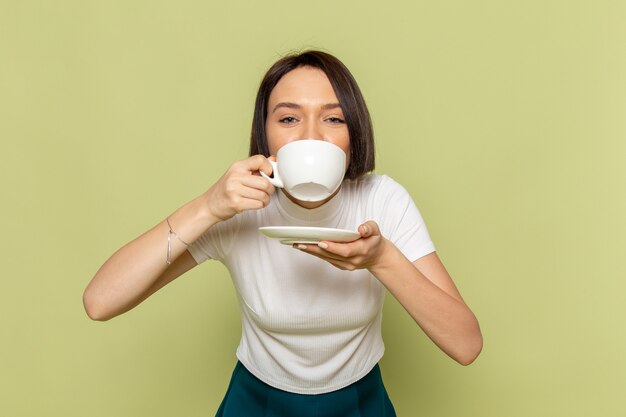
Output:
[2, 1, 625, 416]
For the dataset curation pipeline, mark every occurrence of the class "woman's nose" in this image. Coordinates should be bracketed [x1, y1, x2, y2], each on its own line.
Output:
[300, 120, 323, 140]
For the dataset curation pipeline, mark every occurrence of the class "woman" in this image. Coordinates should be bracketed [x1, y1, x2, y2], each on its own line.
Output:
[84, 50, 482, 416]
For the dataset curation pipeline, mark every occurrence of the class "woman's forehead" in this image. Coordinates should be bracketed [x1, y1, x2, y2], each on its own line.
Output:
[268, 67, 338, 105]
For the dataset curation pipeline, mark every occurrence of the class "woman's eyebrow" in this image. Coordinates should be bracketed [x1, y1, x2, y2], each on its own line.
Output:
[321, 103, 342, 110]
[271, 102, 342, 113]
[272, 102, 300, 113]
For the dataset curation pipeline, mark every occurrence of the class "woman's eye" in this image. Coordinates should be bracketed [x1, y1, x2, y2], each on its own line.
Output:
[279, 116, 298, 124]
[326, 117, 345, 124]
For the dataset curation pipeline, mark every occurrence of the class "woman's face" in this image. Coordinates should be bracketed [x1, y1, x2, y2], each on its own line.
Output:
[265, 66, 350, 166]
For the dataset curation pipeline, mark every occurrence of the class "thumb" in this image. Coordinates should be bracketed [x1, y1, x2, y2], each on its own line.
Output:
[265, 155, 277, 177]
[359, 221, 380, 238]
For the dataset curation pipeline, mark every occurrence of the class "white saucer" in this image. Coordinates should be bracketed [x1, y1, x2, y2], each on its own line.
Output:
[259, 226, 360, 245]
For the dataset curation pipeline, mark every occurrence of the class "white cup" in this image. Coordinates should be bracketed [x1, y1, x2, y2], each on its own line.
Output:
[261, 140, 347, 202]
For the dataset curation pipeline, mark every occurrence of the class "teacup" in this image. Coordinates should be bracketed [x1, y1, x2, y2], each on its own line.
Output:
[261, 140, 347, 202]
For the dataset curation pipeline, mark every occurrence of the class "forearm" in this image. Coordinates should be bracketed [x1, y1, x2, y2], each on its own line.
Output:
[83, 155, 276, 321]
[370, 242, 483, 365]
[83, 193, 218, 321]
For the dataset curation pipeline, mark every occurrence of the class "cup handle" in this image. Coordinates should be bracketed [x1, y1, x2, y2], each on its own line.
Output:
[260, 160, 283, 188]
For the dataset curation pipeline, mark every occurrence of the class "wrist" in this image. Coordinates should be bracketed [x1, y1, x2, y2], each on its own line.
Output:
[168, 194, 221, 244]
[196, 190, 223, 225]
[369, 238, 399, 276]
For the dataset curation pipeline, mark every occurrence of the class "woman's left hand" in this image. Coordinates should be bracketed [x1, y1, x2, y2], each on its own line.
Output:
[295, 221, 390, 271]
[297, 220, 483, 365]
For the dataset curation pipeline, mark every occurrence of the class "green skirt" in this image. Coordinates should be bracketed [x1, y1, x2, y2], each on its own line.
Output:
[215, 361, 396, 417]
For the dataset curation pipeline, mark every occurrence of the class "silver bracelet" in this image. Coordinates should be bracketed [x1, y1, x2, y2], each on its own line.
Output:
[166, 217, 191, 265]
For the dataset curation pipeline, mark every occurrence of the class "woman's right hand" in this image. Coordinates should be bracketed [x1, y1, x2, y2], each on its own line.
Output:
[203, 155, 276, 222]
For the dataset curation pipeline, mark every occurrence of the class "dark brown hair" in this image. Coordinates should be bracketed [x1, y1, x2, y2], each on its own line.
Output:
[249, 50, 375, 180]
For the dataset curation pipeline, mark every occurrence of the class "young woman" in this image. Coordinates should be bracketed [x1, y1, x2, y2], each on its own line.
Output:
[84, 50, 482, 416]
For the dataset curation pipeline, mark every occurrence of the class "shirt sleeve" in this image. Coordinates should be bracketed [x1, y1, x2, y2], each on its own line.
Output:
[375, 176, 436, 262]
[188, 215, 241, 264]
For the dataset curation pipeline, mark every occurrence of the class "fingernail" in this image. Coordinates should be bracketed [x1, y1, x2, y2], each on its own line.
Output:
[295, 244, 307, 250]
[318, 242, 328, 249]
[362, 225, 369, 234]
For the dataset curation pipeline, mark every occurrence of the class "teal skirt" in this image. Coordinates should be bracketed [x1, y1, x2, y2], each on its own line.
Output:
[215, 361, 396, 417]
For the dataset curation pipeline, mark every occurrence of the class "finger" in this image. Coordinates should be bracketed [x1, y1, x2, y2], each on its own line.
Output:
[255, 155, 274, 177]
[299, 242, 361, 261]
[240, 175, 276, 194]
[293, 247, 355, 270]
[238, 155, 273, 176]
[358, 221, 380, 238]
[236, 196, 268, 212]
[315, 240, 363, 259]
[238, 186, 272, 204]
[255, 155, 277, 177]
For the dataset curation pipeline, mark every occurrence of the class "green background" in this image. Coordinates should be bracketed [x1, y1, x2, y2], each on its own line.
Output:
[2, 1, 625, 415]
